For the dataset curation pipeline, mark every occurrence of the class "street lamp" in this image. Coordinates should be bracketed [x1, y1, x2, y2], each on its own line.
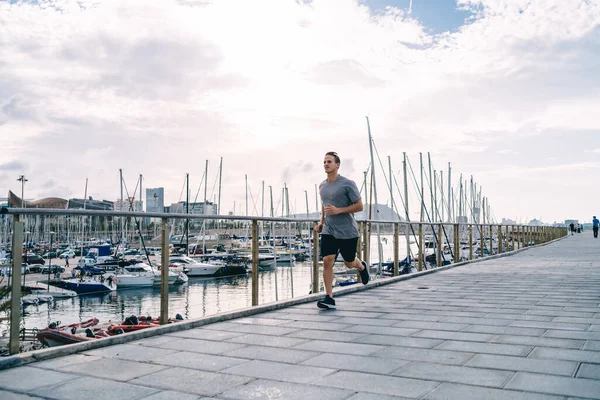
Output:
[17, 175, 28, 208]
[48, 231, 55, 291]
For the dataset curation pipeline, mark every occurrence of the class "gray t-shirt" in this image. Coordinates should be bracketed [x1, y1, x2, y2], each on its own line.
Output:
[320, 175, 361, 239]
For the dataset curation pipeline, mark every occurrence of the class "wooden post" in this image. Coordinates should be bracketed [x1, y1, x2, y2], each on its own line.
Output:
[160, 218, 170, 325]
[393, 223, 399, 276]
[505, 225, 509, 250]
[498, 225, 503, 253]
[312, 225, 319, 294]
[363, 222, 370, 267]
[469, 224, 473, 260]
[436, 223, 442, 267]
[489, 224, 493, 255]
[453, 223, 460, 263]
[9, 215, 24, 355]
[418, 223, 423, 271]
[511, 225, 515, 251]
[251, 219, 259, 306]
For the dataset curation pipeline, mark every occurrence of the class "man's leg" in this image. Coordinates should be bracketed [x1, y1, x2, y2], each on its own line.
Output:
[323, 255, 335, 297]
[339, 238, 369, 284]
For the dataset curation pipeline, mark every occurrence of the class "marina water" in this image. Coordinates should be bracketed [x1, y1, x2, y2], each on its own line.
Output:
[2, 234, 416, 333]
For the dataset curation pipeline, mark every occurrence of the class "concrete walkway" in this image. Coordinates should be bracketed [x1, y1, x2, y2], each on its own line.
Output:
[1, 232, 599, 399]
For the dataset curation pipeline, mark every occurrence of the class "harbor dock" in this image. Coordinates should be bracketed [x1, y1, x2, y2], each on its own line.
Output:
[0, 232, 599, 399]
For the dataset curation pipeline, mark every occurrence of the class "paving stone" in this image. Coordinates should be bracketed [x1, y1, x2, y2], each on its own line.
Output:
[356, 334, 443, 349]
[543, 330, 600, 341]
[133, 335, 181, 347]
[328, 316, 399, 326]
[491, 335, 585, 349]
[0, 391, 46, 399]
[424, 382, 565, 400]
[505, 372, 600, 399]
[577, 363, 600, 380]
[371, 345, 474, 365]
[443, 316, 515, 326]
[341, 324, 421, 336]
[221, 323, 301, 336]
[142, 390, 201, 400]
[220, 378, 353, 400]
[225, 333, 308, 348]
[57, 357, 167, 381]
[376, 312, 446, 322]
[510, 320, 590, 331]
[346, 393, 412, 400]
[292, 339, 386, 355]
[285, 328, 367, 342]
[82, 343, 178, 362]
[168, 328, 244, 341]
[412, 329, 495, 342]
[391, 320, 470, 331]
[151, 351, 249, 371]
[465, 354, 578, 376]
[223, 344, 319, 363]
[0, 366, 78, 391]
[155, 337, 247, 354]
[130, 366, 253, 396]
[311, 370, 438, 398]
[583, 340, 600, 351]
[436, 340, 532, 356]
[29, 353, 102, 370]
[392, 361, 513, 387]
[31, 376, 159, 400]
[301, 352, 410, 374]
[221, 360, 336, 384]
[529, 347, 600, 363]
[232, 317, 290, 325]
[278, 320, 354, 332]
[462, 325, 547, 336]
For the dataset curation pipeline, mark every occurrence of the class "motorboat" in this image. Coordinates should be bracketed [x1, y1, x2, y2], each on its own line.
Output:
[58, 277, 117, 294]
[123, 262, 188, 285]
[169, 256, 222, 277]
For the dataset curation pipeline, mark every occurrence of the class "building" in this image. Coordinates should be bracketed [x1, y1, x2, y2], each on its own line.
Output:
[168, 201, 217, 215]
[114, 198, 143, 212]
[501, 218, 516, 225]
[146, 188, 165, 213]
[67, 197, 113, 210]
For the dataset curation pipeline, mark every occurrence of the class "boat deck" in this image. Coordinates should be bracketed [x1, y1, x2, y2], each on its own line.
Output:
[1, 232, 599, 399]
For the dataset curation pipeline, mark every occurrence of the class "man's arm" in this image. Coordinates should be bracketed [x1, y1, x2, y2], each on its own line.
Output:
[315, 205, 325, 233]
[324, 199, 363, 215]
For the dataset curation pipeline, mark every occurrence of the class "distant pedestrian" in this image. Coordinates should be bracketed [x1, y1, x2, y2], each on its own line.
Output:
[576, 223, 581, 233]
[65, 255, 69, 267]
[569, 222, 575, 235]
[314, 151, 369, 310]
[593, 216, 599, 239]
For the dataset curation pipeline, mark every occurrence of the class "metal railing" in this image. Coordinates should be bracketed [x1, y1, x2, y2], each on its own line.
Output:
[0, 207, 568, 354]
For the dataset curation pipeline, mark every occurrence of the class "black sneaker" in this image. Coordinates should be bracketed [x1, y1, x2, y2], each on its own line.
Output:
[317, 295, 336, 309]
[359, 260, 370, 285]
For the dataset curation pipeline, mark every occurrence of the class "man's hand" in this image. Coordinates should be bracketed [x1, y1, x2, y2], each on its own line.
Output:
[315, 222, 323, 233]
[324, 204, 341, 215]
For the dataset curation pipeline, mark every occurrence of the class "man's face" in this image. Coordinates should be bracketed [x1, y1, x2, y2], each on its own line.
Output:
[323, 155, 339, 174]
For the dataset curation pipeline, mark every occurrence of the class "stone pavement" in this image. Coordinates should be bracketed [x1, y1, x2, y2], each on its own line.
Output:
[0, 232, 599, 399]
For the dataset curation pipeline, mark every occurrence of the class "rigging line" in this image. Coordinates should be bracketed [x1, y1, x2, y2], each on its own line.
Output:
[121, 177, 154, 267]
[190, 170, 207, 213]
[248, 185, 260, 216]
[358, 162, 372, 197]
[178, 176, 186, 203]
[209, 166, 220, 201]
[406, 157, 452, 262]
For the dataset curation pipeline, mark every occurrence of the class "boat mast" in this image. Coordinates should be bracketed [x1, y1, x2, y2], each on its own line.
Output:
[428, 152, 434, 223]
[203, 160, 208, 253]
[447, 162, 452, 222]
[388, 156, 394, 221]
[269, 185, 278, 300]
[403, 153, 410, 261]
[366, 116, 382, 275]
[119, 169, 124, 246]
[81, 177, 88, 258]
[419, 153, 424, 271]
[186, 172, 189, 255]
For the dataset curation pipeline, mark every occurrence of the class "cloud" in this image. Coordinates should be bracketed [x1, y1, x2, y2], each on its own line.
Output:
[0, 0, 599, 224]
[0, 161, 27, 171]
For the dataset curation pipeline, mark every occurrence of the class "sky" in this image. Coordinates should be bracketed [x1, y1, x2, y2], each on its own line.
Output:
[0, 0, 599, 224]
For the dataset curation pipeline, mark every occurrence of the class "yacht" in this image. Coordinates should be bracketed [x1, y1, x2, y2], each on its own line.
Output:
[169, 255, 222, 277]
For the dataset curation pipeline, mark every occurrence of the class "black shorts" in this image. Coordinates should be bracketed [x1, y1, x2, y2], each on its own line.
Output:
[320, 234, 358, 262]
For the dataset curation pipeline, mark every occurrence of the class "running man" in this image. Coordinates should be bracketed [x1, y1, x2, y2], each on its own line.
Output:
[593, 216, 599, 238]
[315, 151, 369, 309]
